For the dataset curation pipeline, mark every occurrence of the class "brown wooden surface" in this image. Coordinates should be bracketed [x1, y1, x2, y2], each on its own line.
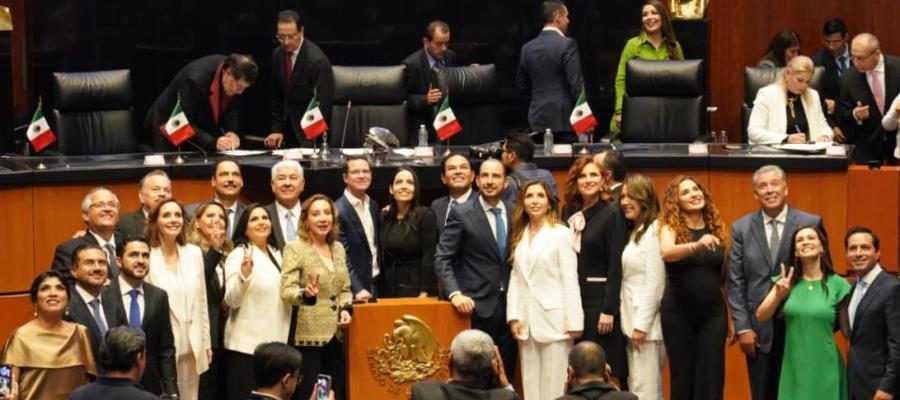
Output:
[346, 297, 470, 400]
[0, 186, 34, 293]
[847, 166, 899, 271]
[0, 294, 35, 348]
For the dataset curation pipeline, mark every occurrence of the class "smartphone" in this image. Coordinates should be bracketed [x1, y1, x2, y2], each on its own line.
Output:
[0, 364, 11, 397]
[315, 374, 332, 400]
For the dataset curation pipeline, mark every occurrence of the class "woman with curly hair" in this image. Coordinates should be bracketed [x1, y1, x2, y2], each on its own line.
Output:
[658, 175, 733, 400]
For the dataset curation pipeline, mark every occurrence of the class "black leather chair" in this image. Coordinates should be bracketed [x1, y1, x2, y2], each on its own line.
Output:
[434, 64, 501, 145]
[741, 66, 825, 143]
[620, 59, 705, 143]
[328, 65, 408, 147]
[50, 69, 140, 154]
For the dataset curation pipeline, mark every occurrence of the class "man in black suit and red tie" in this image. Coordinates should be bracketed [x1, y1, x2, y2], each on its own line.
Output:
[839, 33, 900, 164]
[402, 20, 458, 141]
[265, 9, 334, 149]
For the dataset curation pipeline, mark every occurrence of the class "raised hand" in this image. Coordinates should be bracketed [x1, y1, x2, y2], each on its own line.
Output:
[304, 274, 320, 298]
[774, 263, 794, 299]
[240, 245, 253, 278]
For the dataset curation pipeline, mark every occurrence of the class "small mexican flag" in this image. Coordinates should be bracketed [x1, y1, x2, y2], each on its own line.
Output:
[433, 96, 461, 141]
[27, 107, 57, 152]
[570, 89, 597, 134]
[159, 99, 195, 146]
[301, 98, 328, 140]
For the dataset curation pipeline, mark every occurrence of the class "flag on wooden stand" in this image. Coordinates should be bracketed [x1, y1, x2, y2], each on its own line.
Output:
[159, 99, 196, 146]
[27, 106, 56, 152]
[433, 96, 461, 141]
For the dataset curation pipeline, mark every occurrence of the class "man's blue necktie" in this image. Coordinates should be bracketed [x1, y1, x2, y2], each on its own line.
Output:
[128, 289, 141, 328]
[490, 208, 507, 256]
[89, 298, 108, 336]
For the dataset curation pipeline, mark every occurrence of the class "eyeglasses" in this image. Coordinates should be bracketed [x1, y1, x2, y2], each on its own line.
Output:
[851, 51, 877, 63]
[89, 201, 120, 209]
[275, 33, 300, 42]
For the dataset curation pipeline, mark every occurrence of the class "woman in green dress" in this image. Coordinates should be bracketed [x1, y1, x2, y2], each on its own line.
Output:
[610, 0, 684, 133]
[756, 225, 850, 400]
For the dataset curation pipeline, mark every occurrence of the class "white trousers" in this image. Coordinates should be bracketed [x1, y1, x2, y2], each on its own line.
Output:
[625, 338, 666, 400]
[520, 337, 572, 400]
[177, 353, 200, 400]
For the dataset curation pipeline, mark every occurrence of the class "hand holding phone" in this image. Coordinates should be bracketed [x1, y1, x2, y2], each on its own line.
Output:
[315, 374, 332, 400]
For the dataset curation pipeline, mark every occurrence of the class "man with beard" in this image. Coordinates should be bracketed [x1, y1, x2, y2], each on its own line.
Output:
[51, 187, 124, 285]
[264, 160, 305, 251]
[65, 244, 127, 360]
[185, 159, 246, 239]
[118, 170, 173, 239]
[106, 237, 178, 397]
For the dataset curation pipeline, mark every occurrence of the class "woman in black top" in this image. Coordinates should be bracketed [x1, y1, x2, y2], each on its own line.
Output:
[378, 166, 438, 297]
[563, 156, 629, 386]
[658, 175, 735, 400]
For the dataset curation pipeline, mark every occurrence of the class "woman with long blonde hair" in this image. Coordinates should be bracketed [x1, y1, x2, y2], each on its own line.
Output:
[507, 180, 582, 400]
[658, 176, 733, 400]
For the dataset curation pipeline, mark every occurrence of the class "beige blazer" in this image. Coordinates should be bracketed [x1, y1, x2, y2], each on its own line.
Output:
[507, 224, 583, 343]
[147, 243, 211, 375]
[620, 221, 665, 341]
[748, 83, 833, 144]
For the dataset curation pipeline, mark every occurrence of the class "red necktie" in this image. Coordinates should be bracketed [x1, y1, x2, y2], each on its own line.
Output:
[284, 51, 294, 85]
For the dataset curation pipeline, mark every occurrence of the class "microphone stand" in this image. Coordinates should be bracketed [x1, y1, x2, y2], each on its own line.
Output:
[338, 100, 352, 159]
[184, 139, 209, 163]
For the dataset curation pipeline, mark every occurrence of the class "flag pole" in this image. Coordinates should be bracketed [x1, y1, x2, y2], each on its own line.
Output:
[174, 144, 185, 164]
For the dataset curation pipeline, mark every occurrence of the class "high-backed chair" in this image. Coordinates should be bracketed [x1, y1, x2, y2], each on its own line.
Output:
[434, 64, 501, 145]
[741, 66, 825, 143]
[51, 69, 139, 154]
[620, 59, 705, 143]
[328, 65, 408, 148]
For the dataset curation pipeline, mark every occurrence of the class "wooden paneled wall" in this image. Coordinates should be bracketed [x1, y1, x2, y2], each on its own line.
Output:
[707, 0, 900, 140]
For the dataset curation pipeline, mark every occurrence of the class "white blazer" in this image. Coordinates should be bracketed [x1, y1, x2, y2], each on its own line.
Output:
[146, 243, 211, 375]
[881, 92, 900, 159]
[507, 224, 583, 343]
[223, 244, 291, 354]
[748, 83, 833, 144]
[620, 221, 665, 341]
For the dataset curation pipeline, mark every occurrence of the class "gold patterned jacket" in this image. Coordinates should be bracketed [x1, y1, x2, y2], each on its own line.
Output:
[281, 238, 353, 347]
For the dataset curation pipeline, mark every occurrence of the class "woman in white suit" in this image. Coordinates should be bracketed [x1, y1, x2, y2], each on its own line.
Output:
[222, 204, 291, 400]
[619, 174, 666, 399]
[748, 55, 834, 144]
[507, 180, 583, 400]
[145, 199, 211, 400]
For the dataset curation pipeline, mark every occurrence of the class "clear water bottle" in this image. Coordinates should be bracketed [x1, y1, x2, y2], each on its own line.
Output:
[543, 128, 553, 155]
[418, 124, 428, 147]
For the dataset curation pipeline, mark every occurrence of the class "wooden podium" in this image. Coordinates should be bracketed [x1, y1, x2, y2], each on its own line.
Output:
[346, 297, 470, 400]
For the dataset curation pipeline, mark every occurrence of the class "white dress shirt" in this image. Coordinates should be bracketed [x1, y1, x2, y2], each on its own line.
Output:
[344, 189, 379, 278]
[869, 55, 886, 112]
[542, 26, 565, 37]
[849, 264, 883, 330]
[762, 205, 788, 243]
[118, 275, 145, 324]
[75, 284, 109, 329]
[89, 230, 116, 266]
[445, 188, 474, 222]
[275, 200, 302, 244]
[478, 196, 507, 242]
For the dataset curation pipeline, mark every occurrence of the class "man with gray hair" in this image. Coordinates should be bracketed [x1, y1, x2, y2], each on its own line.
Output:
[50, 186, 124, 285]
[264, 160, 305, 250]
[70, 326, 158, 399]
[411, 329, 517, 400]
[726, 164, 827, 400]
[557, 341, 637, 400]
[117, 170, 173, 239]
[839, 32, 900, 164]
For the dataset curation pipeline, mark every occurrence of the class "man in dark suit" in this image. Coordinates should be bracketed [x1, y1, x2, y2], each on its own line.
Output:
[844, 226, 900, 400]
[593, 150, 626, 205]
[402, 20, 458, 141]
[840, 33, 900, 164]
[727, 165, 828, 400]
[434, 158, 517, 375]
[51, 187, 124, 285]
[430, 153, 476, 235]
[411, 330, 518, 400]
[264, 9, 334, 149]
[107, 237, 177, 396]
[811, 18, 850, 142]
[117, 170, 172, 239]
[557, 341, 637, 400]
[146, 53, 257, 152]
[249, 342, 311, 400]
[184, 158, 246, 239]
[65, 244, 127, 361]
[265, 160, 305, 251]
[336, 155, 379, 301]
[516, 1, 584, 141]
[69, 327, 159, 400]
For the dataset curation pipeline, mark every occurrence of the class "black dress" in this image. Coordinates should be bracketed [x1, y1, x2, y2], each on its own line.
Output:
[572, 202, 629, 381]
[661, 227, 727, 400]
[377, 206, 438, 297]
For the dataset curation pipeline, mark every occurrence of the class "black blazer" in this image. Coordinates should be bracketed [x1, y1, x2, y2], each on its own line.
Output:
[429, 189, 477, 235]
[145, 55, 239, 151]
[575, 202, 627, 315]
[410, 380, 519, 400]
[516, 30, 584, 134]
[64, 285, 127, 361]
[201, 248, 227, 349]
[107, 279, 178, 396]
[839, 54, 900, 163]
[336, 194, 380, 296]
[69, 377, 158, 400]
[402, 47, 458, 136]
[116, 209, 147, 240]
[847, 269, 900, 399]
[434, 196, 513, 319]
[812, 48, 844, 104]
[271, 39, 334, 148]
[50, 231, 123, 285]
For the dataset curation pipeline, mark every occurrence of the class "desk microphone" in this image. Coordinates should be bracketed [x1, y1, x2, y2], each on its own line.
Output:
[339, 100, 352, 153]
[184, 139, 209, 163]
